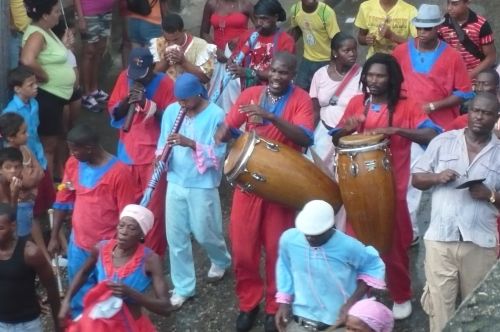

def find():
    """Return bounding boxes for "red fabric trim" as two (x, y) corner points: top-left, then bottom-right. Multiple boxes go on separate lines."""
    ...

(101, 239), (146, 280)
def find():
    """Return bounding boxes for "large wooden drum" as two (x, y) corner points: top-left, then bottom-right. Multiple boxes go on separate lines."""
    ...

(336, 134), (395, 253)
(224, 131), (342, 211)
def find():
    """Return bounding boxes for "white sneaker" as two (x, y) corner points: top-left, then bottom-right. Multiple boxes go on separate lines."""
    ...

(207, 263), (226, 281)
(51, 256), (68, 267)
(393, 300), (412, 320)
(170, 292), (188, 308)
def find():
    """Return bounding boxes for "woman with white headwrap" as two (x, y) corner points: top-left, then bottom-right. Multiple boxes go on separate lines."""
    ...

(58, 204), (171, 331)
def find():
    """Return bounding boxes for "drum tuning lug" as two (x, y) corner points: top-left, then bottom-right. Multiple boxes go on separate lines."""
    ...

(350, 163), (359, 177)
(260, 137), (280, 152)
(240, 183), (254, 192)
(382, 158), (391, 170)
(251, 172), (266, 182)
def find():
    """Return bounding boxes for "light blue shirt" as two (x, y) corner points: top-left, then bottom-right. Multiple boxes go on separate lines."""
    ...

(276, 229), (385, 325)
(3, 95), (48, 170)
(157, 102), (226, 189)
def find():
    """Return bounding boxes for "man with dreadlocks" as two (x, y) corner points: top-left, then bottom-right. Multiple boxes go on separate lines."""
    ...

(331, 53), (441, 320)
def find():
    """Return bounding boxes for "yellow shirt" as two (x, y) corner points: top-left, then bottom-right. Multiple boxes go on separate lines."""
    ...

(290, 2), (340, 62)
(355, 0), (417, 58)
(10, 0), (31, 32)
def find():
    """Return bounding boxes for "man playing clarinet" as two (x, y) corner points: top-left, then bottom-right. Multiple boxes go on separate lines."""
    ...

(108, 48), (175, 256)
(156, 73), (231, 309)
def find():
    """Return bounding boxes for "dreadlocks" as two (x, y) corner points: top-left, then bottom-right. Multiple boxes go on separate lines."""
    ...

(360, 53), (404, 125)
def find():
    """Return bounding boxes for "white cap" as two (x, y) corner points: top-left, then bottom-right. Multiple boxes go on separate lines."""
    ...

(295, 200), (335, 236)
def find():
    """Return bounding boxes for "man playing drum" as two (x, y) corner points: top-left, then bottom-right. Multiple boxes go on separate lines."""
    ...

(216, 52), (314, 332)
(331, 53), (441, 320)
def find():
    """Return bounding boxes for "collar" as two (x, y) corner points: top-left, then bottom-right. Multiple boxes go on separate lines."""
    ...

(12, 95), (34, 110)
(444, 9), (478, 27)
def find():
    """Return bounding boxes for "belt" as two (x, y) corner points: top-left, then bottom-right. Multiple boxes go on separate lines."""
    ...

(293, 315), (330, 331)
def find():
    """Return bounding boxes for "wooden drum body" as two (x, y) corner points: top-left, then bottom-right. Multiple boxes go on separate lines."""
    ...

(336, 134), (395, 253)
(224, 131), (342, 211)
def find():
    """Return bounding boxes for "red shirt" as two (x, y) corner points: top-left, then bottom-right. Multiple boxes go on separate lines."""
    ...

(393, 40), (472, 127)
(55, 157), (140, 250)
(233, 29), (295, 73)
(438, 11), (494, 71)
(108, 71), (175, 165)
(225, 85), (313, 151)
(338, 96), (429, 198)
(444, 114), (468, 131)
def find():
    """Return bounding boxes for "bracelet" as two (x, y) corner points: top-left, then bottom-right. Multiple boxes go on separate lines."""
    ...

(429, 103), (436, 112)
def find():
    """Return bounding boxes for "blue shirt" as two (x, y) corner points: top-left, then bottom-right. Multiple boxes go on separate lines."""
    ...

(276, 229), (386, 325)
(157, 102), (227, 189)
(3, 95), (48, 169)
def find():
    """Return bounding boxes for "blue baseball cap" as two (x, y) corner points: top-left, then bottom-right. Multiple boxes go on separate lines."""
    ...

(127, 48), (154, 80)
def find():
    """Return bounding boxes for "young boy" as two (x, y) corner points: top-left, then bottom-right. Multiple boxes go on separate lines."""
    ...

(3, 65), (57, 261)
(0, 203), (61, 331)
(0, 148), (24, 211)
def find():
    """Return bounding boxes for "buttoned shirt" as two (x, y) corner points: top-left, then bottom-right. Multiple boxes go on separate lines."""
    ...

(413, 129), (500, 248)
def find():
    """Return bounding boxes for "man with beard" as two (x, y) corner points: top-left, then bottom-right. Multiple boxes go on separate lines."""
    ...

(412, 92), (500, 332)
(331, 53), (441, 320)
(227, 0), (295, 90)
(216, 52), (314, 332)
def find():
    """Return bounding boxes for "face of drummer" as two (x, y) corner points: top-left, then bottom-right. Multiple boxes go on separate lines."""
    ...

(365, 63), (389, 97)
(116, 217), (143, 249)
(268, 57), (296, 96)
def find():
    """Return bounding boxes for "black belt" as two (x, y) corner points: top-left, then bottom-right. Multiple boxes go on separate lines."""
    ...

(293, 315), (330, 331)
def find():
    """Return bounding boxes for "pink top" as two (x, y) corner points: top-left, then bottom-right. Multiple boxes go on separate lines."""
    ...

(80, 0), (114, 16)
(210, 11), (249, 49)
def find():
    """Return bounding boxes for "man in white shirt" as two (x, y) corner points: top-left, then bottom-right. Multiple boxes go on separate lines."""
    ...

(412, 92), (500, 332)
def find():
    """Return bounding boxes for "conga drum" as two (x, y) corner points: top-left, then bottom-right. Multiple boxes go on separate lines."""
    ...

(224, 131), (342, 211)
(336, 134), (395, 253)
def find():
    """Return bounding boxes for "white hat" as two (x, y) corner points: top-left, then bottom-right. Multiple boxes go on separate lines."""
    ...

(295, 200), (335, 236)
(119, 204), (154, 236)
(412, 4), (445, 28)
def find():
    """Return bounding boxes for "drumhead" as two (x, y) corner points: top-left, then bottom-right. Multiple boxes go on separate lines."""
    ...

(339, 134), (385, 147)
(224, 131), (258, 181)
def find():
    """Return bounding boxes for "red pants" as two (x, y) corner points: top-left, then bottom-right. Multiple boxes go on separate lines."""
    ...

(230, 190), (295, 314)
(347, 196), (412, 303)
(130, 164), (167, 257)
(34, 169), (56, 217)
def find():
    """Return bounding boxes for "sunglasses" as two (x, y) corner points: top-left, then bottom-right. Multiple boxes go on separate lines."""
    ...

(416, 27), (434, 31)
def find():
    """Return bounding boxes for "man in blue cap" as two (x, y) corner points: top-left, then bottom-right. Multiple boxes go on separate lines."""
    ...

(156, 73), (232, 309)
(108, 47), (176, 256)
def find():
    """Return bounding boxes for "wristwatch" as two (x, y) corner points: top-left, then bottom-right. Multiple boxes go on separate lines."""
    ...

(490, 191), (496, 204)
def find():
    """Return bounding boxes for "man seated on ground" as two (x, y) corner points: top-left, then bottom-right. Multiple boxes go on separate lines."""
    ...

(275, 200), (386, 331)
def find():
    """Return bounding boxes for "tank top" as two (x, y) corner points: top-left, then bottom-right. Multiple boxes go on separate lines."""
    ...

(210, 11), (249, 49)
(96, 240), (152, 300)
(22, 25), (76, 100)
(0, 236), (40, 323)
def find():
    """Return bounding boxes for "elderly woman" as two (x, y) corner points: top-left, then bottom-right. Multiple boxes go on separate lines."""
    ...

(21, 0), (76, 177)
(59, 204), (171, 331)
(345, 298), (394, 332)
(308, 32), (360, 171)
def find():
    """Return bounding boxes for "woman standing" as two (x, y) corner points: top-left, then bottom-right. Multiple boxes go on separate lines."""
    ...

(21, 0), (76, 177)
(59, 204), (171, 330)
(309, 32), (361, 170)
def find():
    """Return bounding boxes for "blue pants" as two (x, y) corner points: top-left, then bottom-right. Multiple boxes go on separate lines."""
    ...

(0, 317), (42, 332)
(9, 31), (22, 70)
(68, 234), (97, 318)
(16, 201), (34, 237)
(166, 183), (231, 297)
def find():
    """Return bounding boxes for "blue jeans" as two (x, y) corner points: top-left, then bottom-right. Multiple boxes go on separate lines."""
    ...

(0, 317), (42, 332)
(16, 201), (34, 237)
(166, 183), (231, 297)
(127, 18), (162, 46)
(68, 234), (97, 318)
(9, 31), (22, 69)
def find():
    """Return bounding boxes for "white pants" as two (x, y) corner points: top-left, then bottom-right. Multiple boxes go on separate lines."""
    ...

(407, 143), (425, 239)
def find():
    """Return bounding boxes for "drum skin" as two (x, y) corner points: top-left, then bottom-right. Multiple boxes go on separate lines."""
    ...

(337, 134), (395, 253)
(224, 132), (343, 211)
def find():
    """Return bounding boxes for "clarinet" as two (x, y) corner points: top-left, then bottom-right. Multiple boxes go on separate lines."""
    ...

(140, 107), (187, 206)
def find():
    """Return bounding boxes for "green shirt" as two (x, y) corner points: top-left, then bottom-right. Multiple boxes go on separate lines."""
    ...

(23, 25), (75, 100)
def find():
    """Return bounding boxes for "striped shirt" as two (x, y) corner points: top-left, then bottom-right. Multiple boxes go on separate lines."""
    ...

(438, 11), (494, 71)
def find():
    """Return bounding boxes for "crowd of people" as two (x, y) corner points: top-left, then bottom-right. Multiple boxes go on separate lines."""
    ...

(2, 0), (499, 331)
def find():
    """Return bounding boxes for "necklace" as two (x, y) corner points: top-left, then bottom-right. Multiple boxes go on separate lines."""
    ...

(266, 87), (285, 104)
(331, 63), (347, 78)
(416, 39), (440, 63)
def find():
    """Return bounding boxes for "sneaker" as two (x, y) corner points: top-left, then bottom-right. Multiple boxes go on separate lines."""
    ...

(170, 292), (189, 309)
(393, 300), (412, 320)
(51, 256), (68, 268)
(82, 95), (101, 112)
(207, 263), (226, 281)
(411, 236), (420, 247)
(91, 89), (109, 103)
